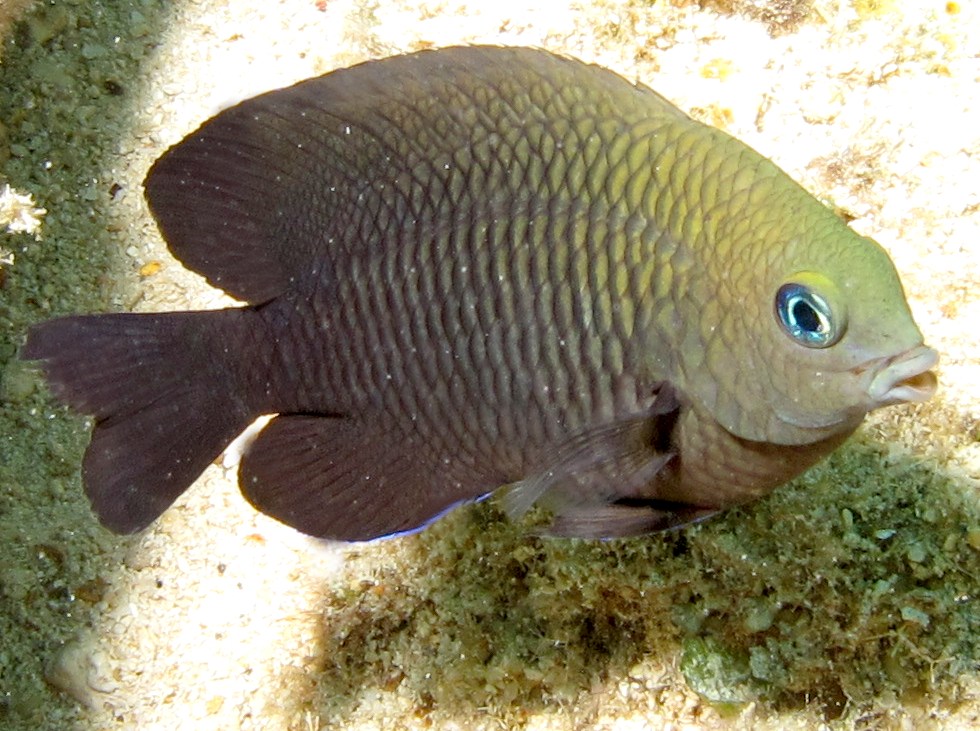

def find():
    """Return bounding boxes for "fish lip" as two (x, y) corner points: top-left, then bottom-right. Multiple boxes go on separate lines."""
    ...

(859, 344), (939, 408)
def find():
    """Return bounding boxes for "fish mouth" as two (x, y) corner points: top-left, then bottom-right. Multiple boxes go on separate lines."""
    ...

(860, 344), (939, 408)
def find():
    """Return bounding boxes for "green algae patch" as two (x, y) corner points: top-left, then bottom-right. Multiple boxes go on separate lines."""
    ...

(311, 433), (979, 727)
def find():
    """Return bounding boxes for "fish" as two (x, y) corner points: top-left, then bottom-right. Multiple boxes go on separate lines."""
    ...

(21, 46), (938, 541)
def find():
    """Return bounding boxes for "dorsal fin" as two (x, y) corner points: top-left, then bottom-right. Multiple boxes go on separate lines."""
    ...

(144, 46), (685, 303)
(144, 95), (326, 302)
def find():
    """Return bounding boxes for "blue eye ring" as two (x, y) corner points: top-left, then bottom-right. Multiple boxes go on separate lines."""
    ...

(775, 281), (841, 348)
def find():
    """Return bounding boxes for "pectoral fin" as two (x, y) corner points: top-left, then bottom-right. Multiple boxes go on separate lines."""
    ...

(500, 384), (708, 538)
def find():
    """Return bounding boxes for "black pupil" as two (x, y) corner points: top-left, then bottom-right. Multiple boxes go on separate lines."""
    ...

(792, 299), (822, 333)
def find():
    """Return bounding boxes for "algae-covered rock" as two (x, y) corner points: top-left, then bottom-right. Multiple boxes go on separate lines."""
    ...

(680, 635), (761, 704)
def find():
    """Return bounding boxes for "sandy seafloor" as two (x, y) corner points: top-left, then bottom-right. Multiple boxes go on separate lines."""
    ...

(0, 0), (978, 729)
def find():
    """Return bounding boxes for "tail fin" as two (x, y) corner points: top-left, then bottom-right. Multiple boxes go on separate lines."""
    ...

(21, 309), (254, 533)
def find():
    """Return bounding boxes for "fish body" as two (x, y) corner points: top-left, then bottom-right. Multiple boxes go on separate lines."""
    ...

(22, 47), (937, 540)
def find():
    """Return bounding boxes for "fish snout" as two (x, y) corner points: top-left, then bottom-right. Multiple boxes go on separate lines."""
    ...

(863, 344), (939, 408)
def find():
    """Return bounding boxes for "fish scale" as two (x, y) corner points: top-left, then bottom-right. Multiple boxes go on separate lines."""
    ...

(322, 94), (640, 480)
(22, 46), (936, 540)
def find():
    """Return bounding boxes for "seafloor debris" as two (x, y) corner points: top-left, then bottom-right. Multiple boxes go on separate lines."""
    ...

(0, 183), (46, 240)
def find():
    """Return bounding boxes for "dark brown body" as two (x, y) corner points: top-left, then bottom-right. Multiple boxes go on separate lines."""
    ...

(23, 47), (931, 541)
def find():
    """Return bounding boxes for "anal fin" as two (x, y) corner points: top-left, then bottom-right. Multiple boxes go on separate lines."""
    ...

(238, 414), (486, 541)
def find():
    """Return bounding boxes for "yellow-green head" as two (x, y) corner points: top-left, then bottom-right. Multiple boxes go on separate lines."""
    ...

(630, 118), (937, 452)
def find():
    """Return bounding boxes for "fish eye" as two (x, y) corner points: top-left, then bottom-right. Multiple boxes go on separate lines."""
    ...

(775, 281), (841, 348)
